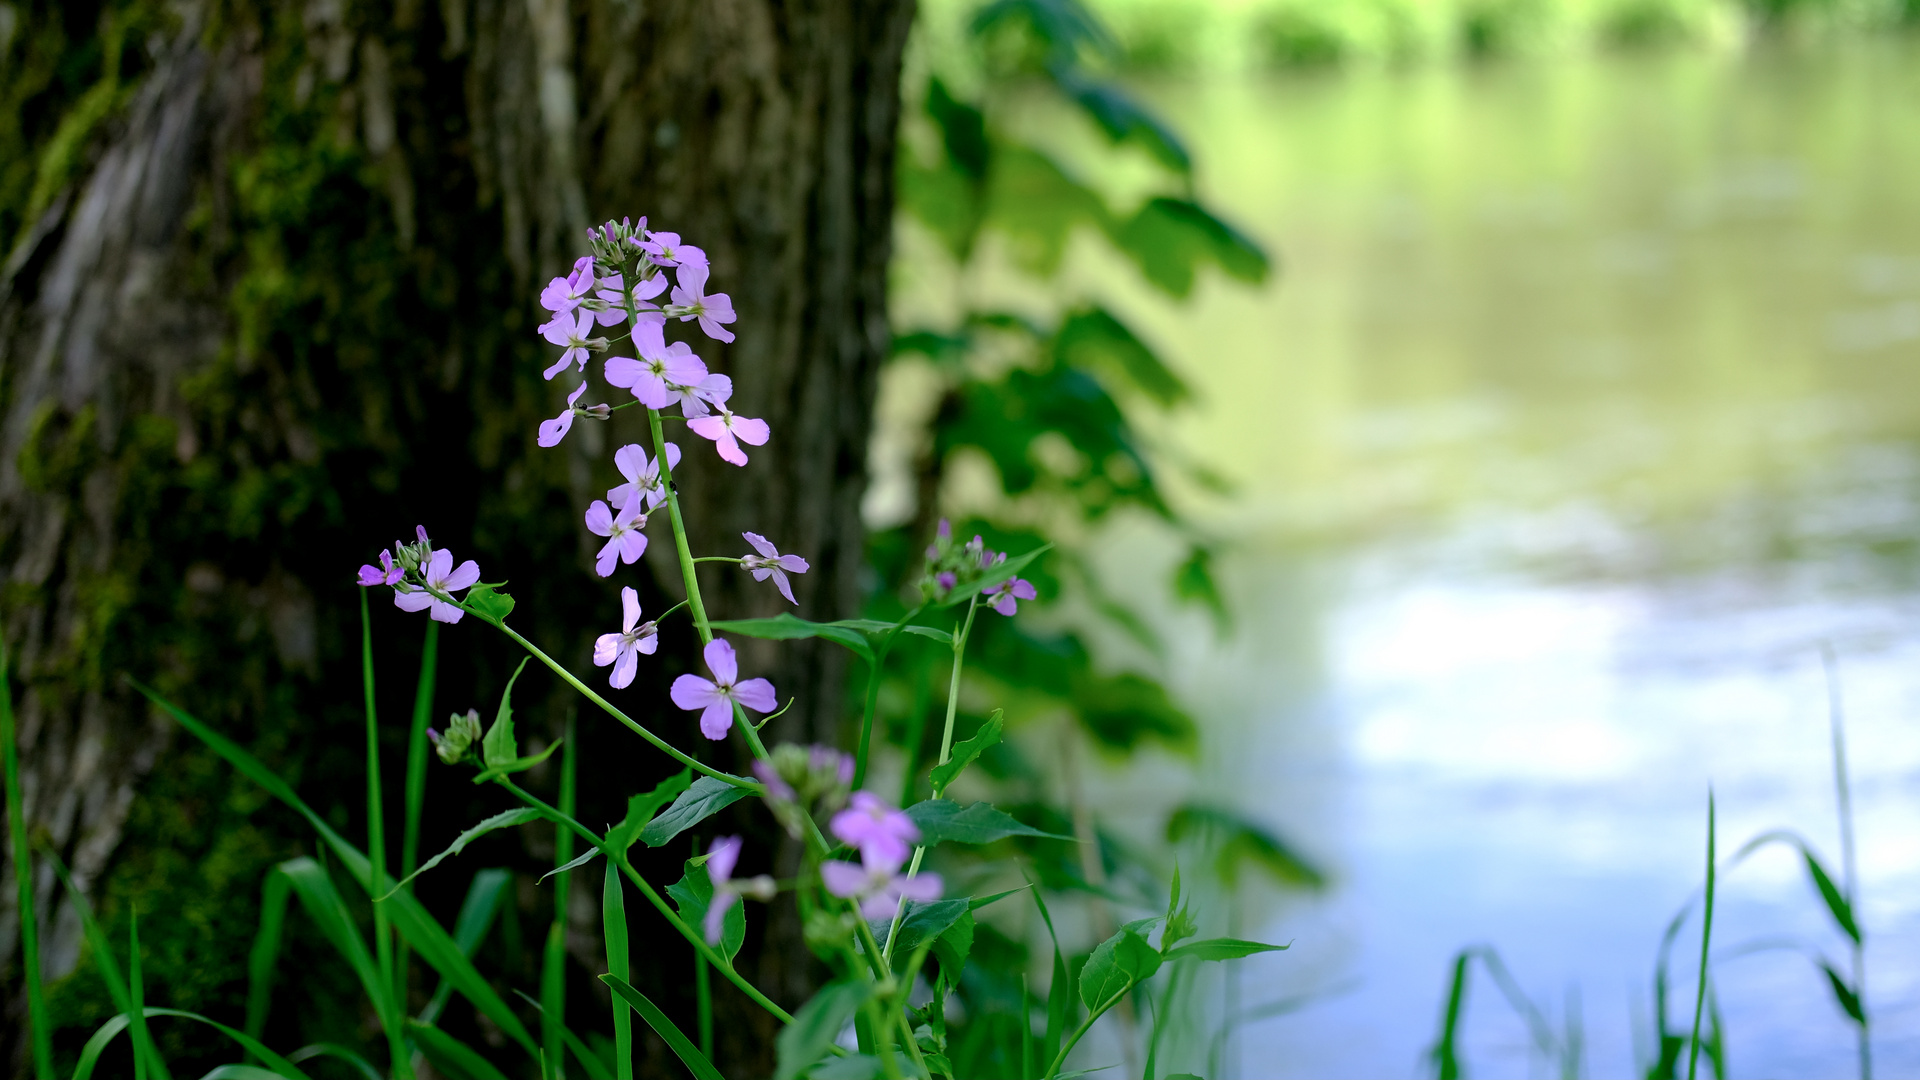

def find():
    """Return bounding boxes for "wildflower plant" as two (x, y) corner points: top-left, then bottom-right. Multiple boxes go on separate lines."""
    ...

(17, 215), (1284, 1080)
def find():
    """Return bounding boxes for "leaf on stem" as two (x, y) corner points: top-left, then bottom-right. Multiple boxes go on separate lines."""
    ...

(640, 775), (754, 848)
(1161, 937), (1288, 963)
(929, 710), (1003, 795)
(937, 545), (1053, 609)
(906, 799), (1073, 847)
(464, 582), (516, 623)
(1079, 928), (1161, 1011)
(667, 858), (746, 964)
(482, 658), (530, 768)
(1817, 959), (1865, 1024)
(711, 614), (874, 663)
(381, 809), (543, 898)
(610, 769), (693, 851)
(775, 980), (871, 1080)
(601, 975), (726, 1080)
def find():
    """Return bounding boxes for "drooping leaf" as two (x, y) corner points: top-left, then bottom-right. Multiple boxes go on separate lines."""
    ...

(932, 910), (977, 983)
(72, 1010), (314, 1080)
(667, 858), (747, 965)
(471, 738), (562, 784)
(482, 658), (531, 768)
(407, 1022), (511, 1080)
(775, 979), (871, 1080)
(287, 1042), (382, 1080)
(381, 808), (542, 898)
(539, 846), (602, 883)
(1055, 72), (1190, 173)
(929, 710), (1003, 794)
(1818, 960), (1865, 1024)
(828, 619), (954, 646)
(464, 582), (516, 623)
(1074, 672), (1197, 755)
(602, 975), (725, 1080)
(640, 775), (754, 848)
(906, 799), (1074, 846)
(1166, 804), (1325, 888)
(1162, 937), (1289, 963)
(1053, 308), (1188, 407)
(1112, 197), (1270, 298)
(1079, 928), (1162, 1010)
(984, 147), (1111, 275)
(1802, 851), (1860, 945)
(927, 77), (988, 181)
(1173, 544), (1230, 630)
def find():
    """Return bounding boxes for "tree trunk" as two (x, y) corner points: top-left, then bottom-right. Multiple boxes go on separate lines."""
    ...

(0, 0), (910, 1072)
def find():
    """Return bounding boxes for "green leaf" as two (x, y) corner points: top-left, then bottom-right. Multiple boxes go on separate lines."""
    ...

(245, 869), (292, 1044)
(1166, 804), (1325, 888)
(1162, 864), (1197, 949)
(539, 846), (602, 883)
(73, 1009), (315, 1080)
(407, 1022), (511, 1080)
(711, 613), (874, 663)
(1056, 73), (1190, 173)
(1802, 851), (1860, 945)
(640, 775), (754, 847)
(929, 710), (1003, 795)
(667, 858), (746, 965)
(603, 867), (633, 1080)
(1075, 673), (1196, 755)
(128, 910), (173, 1080)
(1030, 878), (1073, 1067)
(828, 619), (955, 646)
(938, 545), (1053, 609)
(873, 898), (971, 957)
(1818, 960), (1865, 1024)
(198, 1066), (289, 1080)
(812, 1054), (885, 1079)
(1111, 197), (1270, 298)
(1162, 937), (1289, 963)
(380, 808), (542, 898)
(286, 1043), (382, 1080)
(926, 76), (989, 180)
(464, 582), (516, 623)
(1053, 307), (1188, 407)
(932, 910), (976, 983)
(277, 858), (396, 1024)
(418, 867), (511, 1026)
(984, 147), (1111, 275)
(611, 770), (693, 850)
(906, 799), (1074, 846)
(482, 658), (530, 768)
(470, 738), (562, 783)
(776, 980), (871, 1080)
(601, 975), (727, 1080)
(1173, 545), (1230, 631)
(1080, 928), (1162, 1010)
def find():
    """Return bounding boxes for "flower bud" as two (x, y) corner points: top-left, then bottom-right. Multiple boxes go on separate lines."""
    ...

(739, 875), (778, 902)
(434, 708), (483, 765)
(581, 403), (611, 420)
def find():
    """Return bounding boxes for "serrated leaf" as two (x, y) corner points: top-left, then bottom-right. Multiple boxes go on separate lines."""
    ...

(906, 799), (1074, 846)
(930, 710), (1003, 795)
(380, 809), (542, 898)
(609, 769), (692, 851)
(1162, 937), (1289, 963)
(464, 582), (515, 623)
(933, 910), (976, 983)
(640, 775), (753, 847)
(775, 980), (870, 1080)
(667, 859), (746, 964)
(470, 738), (562, 783)
(1079, 929), (1161, 1010)
(482, 658), (530, 768)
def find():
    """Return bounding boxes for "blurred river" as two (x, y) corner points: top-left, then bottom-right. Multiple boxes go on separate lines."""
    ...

(1032, 40), (1920, 1079)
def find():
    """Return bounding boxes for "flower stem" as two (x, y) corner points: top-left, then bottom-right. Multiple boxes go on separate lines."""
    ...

(1045, 986), (1129, 1079)
(853, 605), (925, 792)
(648, 406), (713, 644)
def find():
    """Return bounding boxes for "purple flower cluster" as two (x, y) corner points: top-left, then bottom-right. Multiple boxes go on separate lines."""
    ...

(823, 792), (942, 919)
(355, 527), (484, 624)
(920, 519), (1038, 616)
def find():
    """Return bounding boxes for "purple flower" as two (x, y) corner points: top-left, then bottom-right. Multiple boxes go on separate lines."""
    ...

(607, 442), (681, 512)
(673, 372), (734, 419)
(741, 532), (809, 605)
(394, 549), (481, 623)
(604, 321), (708, 410)
(356, 549), (402, 587)
(639, 231), (693, 267)
(539, 310), (597, 381)
(593, 586), (658, 689)
(538, 381), (589, 448)
(670, 639), (777, 740)
(539, 257), (596, 316)
(585, 494), (649, 577)
(820, 858), (944, 921)
(984, 576), (1037, 616)
(687, 405), (769, 467)
(829, 792), (920, 868)
(700, 835), (776, 944)
(670, 262), (737, 343)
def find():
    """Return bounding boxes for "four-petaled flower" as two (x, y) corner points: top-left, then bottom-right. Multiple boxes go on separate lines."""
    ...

(984, 575), (1037, 616)
(740, 532), (809, 605)
(701, 835), (776, 944)
(830, 791), (920, 868)
(394, 549), (481, 623)
(593, 586), (658, 689)
(820, 858), (943, 921)
(539, 381), (589, 448)
(607, 442), (681, 512)
(585, 494), (649, 577)
(670, 262), (736, 343)
(670, 639), (777, 740)
(539, 310), (598, 381)
(604, 321), (707, 409)
(539, 257), (595, 317)
(673, 372), (734, 419)
(356, 549), (402, 587)
(687, 404), (769, 467)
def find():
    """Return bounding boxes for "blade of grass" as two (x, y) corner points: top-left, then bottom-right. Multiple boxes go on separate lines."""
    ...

(408, 1021), (512, 1080)
(128, 909), (173, 1080)
(601, 974), (726, 1080)
(1822, 644), (1871, 1080)
(2, 641), (52, 1078)
(1028, 873), (1073, 1069)
(512, 988), (615, 1080)
(72, 1009), (313, 1080)
(400, 619), (439, 1007)
(419, 868), (510, 1026)
(245, 868), (293, 1053)
(604, 862), (633, 1080)
(1687, 790), (1716, 1080)
(45, 844), (130, 1012)
(360, 593), (411, 1079)
(1431, 951), (1470, 1080)
(289, 1042), (383, 1080)
(545, 717), (578, 1080)
(279, 858), (396, 1022)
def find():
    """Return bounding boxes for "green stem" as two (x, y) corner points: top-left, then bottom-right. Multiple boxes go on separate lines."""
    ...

(647, 407), (712, 644)
(399, 619), (438, 1008)
(495, 779), (795, 1024)
(853, 606), (924, 792)
(1046, 989), (1125, 1080)
(883, 598), (976, 963)
(691, 557), (742, 564)
(2, 642), (52, 1079)
(695, 937), (714, 1060)
(360, 593), (412, 1079)
(543, 719), (577, 1080)
(1687, 790), (1716, 1080)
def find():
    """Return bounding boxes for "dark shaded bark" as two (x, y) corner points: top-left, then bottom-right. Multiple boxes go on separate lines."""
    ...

(0, 0), (911, 1073)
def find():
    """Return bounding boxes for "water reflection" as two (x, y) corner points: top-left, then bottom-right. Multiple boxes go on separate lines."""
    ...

(1066, 43), (1920, 1078)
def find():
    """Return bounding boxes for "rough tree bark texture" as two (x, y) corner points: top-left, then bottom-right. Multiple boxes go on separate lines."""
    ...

(0, 0), (911, 1072)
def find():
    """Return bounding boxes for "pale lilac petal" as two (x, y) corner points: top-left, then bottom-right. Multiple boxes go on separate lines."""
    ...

(703, 639), (739, 685)
(585, 500), (614, 537)
(661, 345), (708, 386)
(819, 861), (868, 899)
(537, 409), (573, 447)
(604, 356), (646, 388)
(429, 599), (466, 624)
(593, 303), (627, 328)
(730, 416), (769, 446)
(664, 442), (682, 469)
(394, 589), (434, 612)
(637, 633), (658, 655)
(749, 567), (773, 583)
(703, 893), (737, 945)
(769, 570), (796, 606)
(594, 633), (623, 667)
(610, 645), (638, 689)
(633, 372), (670, 410)
(897, 873), (944, 903)
(425, 550), (453, 584)
(632, 319), (668, 359)
(620, 586), (641, 632)
(634, 273), (668, 300)
(542, 354), (572, 381)
(677, 244), (709, 269)
(708, 836), (742, 884)
(1011, 579), (1038, 600)
(616, 530), (647, 564)
(541, 319), (574, 347)
(675, 261), (708, 295)
(699, 700), (733, 740)
(775, 554), (809, 573)
(742, 532), (779, 559)
(357, 564), (386, 587)
(613, 444), (648, 484)
(733, 677), (777, 714)
(858, 894), (898, 921)
(687, 416), (726, 443)
(441, 560), (479, 593)
(671, 674), (724, 712)
(595, 538), (620, 578)
(991, 592), (1017, 616)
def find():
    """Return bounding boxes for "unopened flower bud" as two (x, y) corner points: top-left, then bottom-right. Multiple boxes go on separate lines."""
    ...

(581, 403), (611, 420)
(434, 708), (483, 765)
(739, 875), (778, 902)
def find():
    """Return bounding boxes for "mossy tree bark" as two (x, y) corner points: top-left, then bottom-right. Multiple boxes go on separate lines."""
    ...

(0, 0), (911, 1073)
